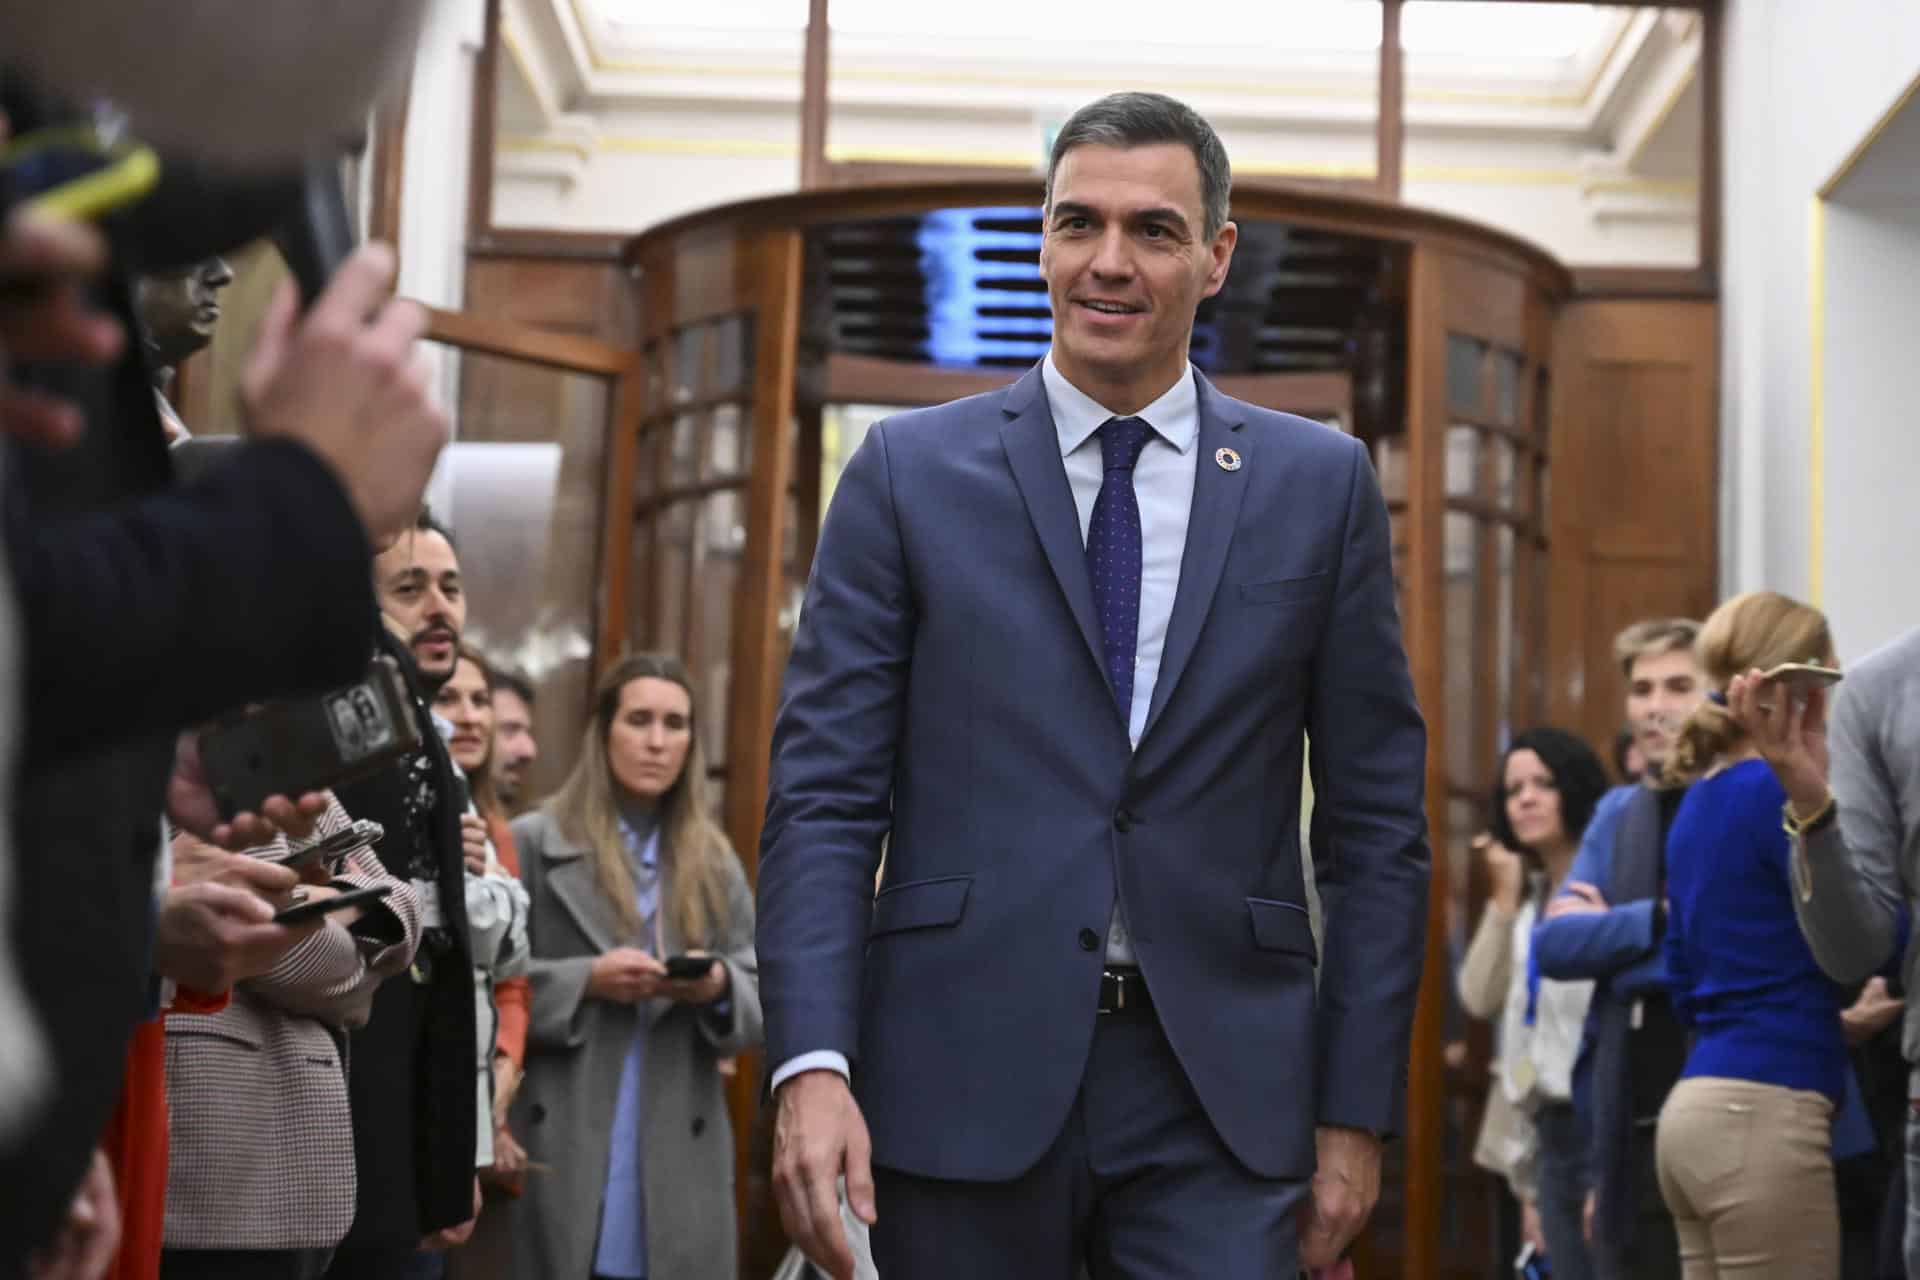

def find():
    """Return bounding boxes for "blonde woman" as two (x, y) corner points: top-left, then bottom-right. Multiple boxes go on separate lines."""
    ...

(1655, 591), (1847, 1279)
(503, 654), (761, 1280)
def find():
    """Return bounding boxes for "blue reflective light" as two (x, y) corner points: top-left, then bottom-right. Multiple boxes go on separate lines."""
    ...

(915, 207), (1050, 365)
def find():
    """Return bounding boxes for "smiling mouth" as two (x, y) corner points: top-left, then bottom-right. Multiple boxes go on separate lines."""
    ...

(1076, 299), (1143, 316)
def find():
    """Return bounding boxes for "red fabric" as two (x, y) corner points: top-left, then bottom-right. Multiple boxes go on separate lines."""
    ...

(97, 1020), (167, 1280)
(98, 992), (228, 1279)
(488, 815), (529, 1069)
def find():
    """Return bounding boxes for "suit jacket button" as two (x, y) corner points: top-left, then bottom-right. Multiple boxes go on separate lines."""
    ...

(692, 1116), (707, 1138)
(1113, 809), (1134, 833)
(1078, 928), (1100, 952)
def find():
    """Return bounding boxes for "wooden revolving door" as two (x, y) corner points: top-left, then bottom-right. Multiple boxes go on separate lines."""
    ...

(608, 180), (1570, 1280)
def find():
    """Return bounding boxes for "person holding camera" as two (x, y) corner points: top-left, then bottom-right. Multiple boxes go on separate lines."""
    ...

(504, 653), (762, 1280)
(323, 514), (481, 1279)
(159, 804), (420, 1280)
(0, 95), (450, 1280)
(1457, 728), (1611, 1280)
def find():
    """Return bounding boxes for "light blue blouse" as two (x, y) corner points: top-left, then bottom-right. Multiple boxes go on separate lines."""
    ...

(592, 816), (661, 1279)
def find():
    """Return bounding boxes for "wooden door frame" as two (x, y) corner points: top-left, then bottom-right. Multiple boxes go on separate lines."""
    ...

(422, 306), (647, 685)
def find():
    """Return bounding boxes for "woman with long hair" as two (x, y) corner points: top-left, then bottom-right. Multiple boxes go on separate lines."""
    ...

(504, 653), (761, 1280)
(1655, 591), (1847, 1278)
(431, 646), (534, 1268)
(1457, 727), (1611, 1280)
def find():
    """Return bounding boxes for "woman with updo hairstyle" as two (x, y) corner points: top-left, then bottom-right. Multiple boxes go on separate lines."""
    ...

(501, 653), (761, 1280)
(1654, 591), (1848, 1278)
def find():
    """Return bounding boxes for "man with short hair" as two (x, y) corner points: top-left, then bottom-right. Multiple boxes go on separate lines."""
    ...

(1533, 618), (1704, 1280)
(488, 669), (537, 812)
(759, 91), (1428, 1279)
(323, 511), (479, 1278)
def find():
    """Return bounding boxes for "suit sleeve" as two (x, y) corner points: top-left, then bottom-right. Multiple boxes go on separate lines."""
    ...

(10, 438), (375, 768)
(756, 421), (914, 1074)
(1792, 679), (1907, 985)
(1306, 437), (1432, 1138)
(1532, 788), (1662, 981)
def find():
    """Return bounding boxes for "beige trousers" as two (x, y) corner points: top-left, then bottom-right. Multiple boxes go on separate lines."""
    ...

(1653, 1076), (1837, 1280)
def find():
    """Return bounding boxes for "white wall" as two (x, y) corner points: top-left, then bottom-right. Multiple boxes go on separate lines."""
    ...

(1718, 0), (1920, 617)
(1815, 204), (1920, 661)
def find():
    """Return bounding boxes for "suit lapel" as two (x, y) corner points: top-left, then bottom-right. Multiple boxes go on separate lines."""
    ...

(1141, 375), (1250, 743)
(999, 364), (1110, 690)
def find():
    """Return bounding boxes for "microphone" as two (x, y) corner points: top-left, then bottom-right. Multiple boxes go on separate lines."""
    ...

(272, 151), (356, 310)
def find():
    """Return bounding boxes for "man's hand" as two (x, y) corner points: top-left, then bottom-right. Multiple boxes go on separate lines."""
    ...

(26, 1148), (119, 1280)
(0, 207), (122, 450)
(773, 1070), (876, 1280)
(1729, 668), (1833, 822)
(153, 880), (319, 991)
(421, 1177), (482, 1251)
(1544, 881), (1609, 920)
(1583, 1189), (1596, 1244)
(461, 812), (490, 875)
(587, 947), (666, 1004)
(166, 731), (327, 849)
(240, 242), (450, 542)
(1298, 1125), (1381, 1271)
(1842, 976), (1904, 1047)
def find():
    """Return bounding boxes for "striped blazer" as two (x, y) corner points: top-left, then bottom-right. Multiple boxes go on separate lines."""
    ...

(163, 800), (422, 1251)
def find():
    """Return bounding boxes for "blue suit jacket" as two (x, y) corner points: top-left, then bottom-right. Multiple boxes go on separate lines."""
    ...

(756, 364), (1430, 1183)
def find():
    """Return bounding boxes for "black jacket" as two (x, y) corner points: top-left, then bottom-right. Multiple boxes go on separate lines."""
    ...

(332, 631), (478, 1243)
(0, 78), (376, 1267)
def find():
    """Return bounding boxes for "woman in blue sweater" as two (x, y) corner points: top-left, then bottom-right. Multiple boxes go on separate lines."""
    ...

(1655, 591), (1844, 1279)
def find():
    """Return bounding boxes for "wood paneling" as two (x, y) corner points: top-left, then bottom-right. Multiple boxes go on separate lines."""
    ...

(461, 257), (640, 348)
(1546, 299), (1718, 758)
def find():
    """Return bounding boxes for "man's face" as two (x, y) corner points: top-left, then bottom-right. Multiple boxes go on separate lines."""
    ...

(1624, 647), (1705, 770)
(492, 687), (537, 805)
(1039, 142), (1236, 409)
(373, 529), (466, 683)
(136, 257), (234, 367)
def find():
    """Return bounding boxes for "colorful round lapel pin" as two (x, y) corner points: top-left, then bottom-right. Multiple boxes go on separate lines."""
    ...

(1215, 446), (1243, 473)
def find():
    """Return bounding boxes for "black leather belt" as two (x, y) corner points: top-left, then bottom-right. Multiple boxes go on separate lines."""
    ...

(1098, 967), (1152, 1015)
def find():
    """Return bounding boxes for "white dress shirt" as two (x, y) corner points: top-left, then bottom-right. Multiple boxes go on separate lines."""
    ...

(770, 353), (1201, 1093)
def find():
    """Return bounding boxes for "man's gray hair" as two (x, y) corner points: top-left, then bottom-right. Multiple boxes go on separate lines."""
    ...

(1044, 91), (1233, 239)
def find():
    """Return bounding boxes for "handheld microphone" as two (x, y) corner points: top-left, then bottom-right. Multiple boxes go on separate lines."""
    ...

(271, 151), (355, 310)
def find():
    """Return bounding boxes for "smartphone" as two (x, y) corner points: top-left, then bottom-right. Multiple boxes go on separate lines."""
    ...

(1513, 1242), (1551, 1280)
(664, 955), (716, 981)
(265, 819), (385, 873)
(273, 882), (392, 926)
(1759, 661), (1844, 694)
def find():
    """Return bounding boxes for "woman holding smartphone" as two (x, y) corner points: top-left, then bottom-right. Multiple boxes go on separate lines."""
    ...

(503, 653), (761, 1280)
(1655, 591), (1848, 1278)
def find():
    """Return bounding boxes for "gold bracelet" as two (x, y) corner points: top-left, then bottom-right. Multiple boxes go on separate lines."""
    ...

(1782, 791), (1836, 837)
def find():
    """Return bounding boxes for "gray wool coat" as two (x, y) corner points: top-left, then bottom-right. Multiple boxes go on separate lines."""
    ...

(497, 808), (762, 1280)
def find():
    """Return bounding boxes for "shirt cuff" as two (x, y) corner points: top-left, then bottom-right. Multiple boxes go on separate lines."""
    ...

(771, 1051), (851, 1094)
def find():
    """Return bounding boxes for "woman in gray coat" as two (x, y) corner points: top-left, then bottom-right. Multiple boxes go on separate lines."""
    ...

(502, 652), (761, 1280)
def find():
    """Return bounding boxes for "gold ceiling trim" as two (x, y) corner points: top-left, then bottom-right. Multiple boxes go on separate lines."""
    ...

(497, 132), (1699, 195)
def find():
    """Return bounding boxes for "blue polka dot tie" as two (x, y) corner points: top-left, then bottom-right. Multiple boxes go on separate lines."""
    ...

(1086, 416), (1154, 717)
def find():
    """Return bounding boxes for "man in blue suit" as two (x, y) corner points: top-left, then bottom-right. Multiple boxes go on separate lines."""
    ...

(756, 91), (1430, 1280)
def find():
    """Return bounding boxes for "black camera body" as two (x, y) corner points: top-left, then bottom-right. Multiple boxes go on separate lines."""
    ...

(198, 654), (422, 819)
